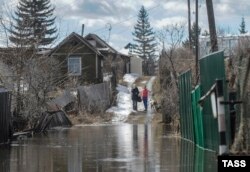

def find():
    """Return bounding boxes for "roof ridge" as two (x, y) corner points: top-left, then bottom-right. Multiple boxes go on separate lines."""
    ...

(49, 32), (102, 56)
(85, 33), (117, 53)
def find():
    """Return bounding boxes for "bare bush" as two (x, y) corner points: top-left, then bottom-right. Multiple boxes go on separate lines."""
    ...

(156, 23), (195, 125)
(159, 47), (194, 124)
(230, 36), (250, 153)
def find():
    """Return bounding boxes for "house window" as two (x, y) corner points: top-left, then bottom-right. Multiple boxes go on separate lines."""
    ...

(68, 57), (81, 75)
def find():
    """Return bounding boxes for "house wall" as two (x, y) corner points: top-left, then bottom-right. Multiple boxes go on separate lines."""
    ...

(115, 54), (126, 80)
(102, 53), (125, 81)
(121, 55), (130, 74)
(130, 55), (143, 76)
(52, 37), (103, 86)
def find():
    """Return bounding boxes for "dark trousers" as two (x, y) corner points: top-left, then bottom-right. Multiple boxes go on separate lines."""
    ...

(132, 99), (137, 110)
(143, 97), (147, 111)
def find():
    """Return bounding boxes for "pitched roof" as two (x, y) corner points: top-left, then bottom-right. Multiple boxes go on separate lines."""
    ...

(85, 33), (130, 59)
(49, 32), (102, 56)
(85, 33), (117, 54)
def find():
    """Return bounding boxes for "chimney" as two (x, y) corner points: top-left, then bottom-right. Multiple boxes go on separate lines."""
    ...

(81, 24), (85, 36)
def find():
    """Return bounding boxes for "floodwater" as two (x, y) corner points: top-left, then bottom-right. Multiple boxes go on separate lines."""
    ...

(0, 123), (217, 172)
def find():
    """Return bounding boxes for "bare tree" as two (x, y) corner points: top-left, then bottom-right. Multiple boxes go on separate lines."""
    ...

(0, 2), (63, 130)
(156, 23), (195, 125)
(157, 23), (186, 87)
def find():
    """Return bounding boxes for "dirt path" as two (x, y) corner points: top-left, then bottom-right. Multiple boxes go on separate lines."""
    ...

(69, 75), (162, 125)
(125, 76), (162, 125)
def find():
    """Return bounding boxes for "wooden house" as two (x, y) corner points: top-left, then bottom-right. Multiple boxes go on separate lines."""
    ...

(84, 33), (130, 82)
(49, 32), (104, 86)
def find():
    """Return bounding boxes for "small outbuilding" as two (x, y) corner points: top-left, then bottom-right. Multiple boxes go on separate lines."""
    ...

(130, 55), (143, 76)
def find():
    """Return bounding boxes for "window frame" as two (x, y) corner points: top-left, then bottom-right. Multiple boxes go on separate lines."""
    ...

(68, 56), (82, 76)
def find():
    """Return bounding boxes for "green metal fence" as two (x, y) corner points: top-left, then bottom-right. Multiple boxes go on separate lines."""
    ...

(179, 70), (194, 141)
(179, 51), (231, 153)
(191, 85), (204, 147)
(199, 51), (230, 151)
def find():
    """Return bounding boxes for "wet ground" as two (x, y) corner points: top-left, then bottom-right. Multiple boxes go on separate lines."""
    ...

(0, 123), (217, 172)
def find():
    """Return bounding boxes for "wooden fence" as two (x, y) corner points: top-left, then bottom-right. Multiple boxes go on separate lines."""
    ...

(0, 88), (11, 144)
(78, 82), (111, 113)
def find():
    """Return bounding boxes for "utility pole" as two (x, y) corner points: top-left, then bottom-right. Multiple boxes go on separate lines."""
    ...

(81, 24), (85, 36)
(187, 0), (192, 50)
(206, 0), (218, 52)
(195, 0), (199, 82)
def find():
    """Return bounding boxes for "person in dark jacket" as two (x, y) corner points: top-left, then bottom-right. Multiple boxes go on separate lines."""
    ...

(131, 84), (139, 111)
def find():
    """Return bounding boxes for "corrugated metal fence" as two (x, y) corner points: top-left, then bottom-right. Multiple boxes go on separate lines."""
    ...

(0, 88), (11, 144)
(179, 70), (194, 141)
(191, 85), (204, 148)
(179, 51), (231, 152)
(199, 51), (230, 151)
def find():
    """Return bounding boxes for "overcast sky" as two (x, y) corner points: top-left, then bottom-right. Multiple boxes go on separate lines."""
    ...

(1, 0), (250, 54)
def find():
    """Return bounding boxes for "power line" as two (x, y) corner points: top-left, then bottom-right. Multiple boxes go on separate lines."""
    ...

(91, 3), (161, 34)
(1, 1), (163, 47)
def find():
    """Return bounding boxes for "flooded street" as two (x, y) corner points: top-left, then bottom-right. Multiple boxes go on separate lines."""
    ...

(0, 123), (217, 172)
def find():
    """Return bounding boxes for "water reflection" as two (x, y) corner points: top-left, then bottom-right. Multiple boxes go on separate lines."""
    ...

(179, 138), (217, 172)
(0, 146), (10, 172)
(0, 124), (217, 172)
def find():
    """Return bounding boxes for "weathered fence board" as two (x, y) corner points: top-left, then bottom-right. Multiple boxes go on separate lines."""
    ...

(34, 110), (72, 133)
(47, 90), (75, 111)
(78, 82), (111, 112)
(0, 88), (11, 144)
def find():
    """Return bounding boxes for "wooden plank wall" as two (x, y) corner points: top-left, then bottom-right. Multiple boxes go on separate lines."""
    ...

(0, 88), (11, 145)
